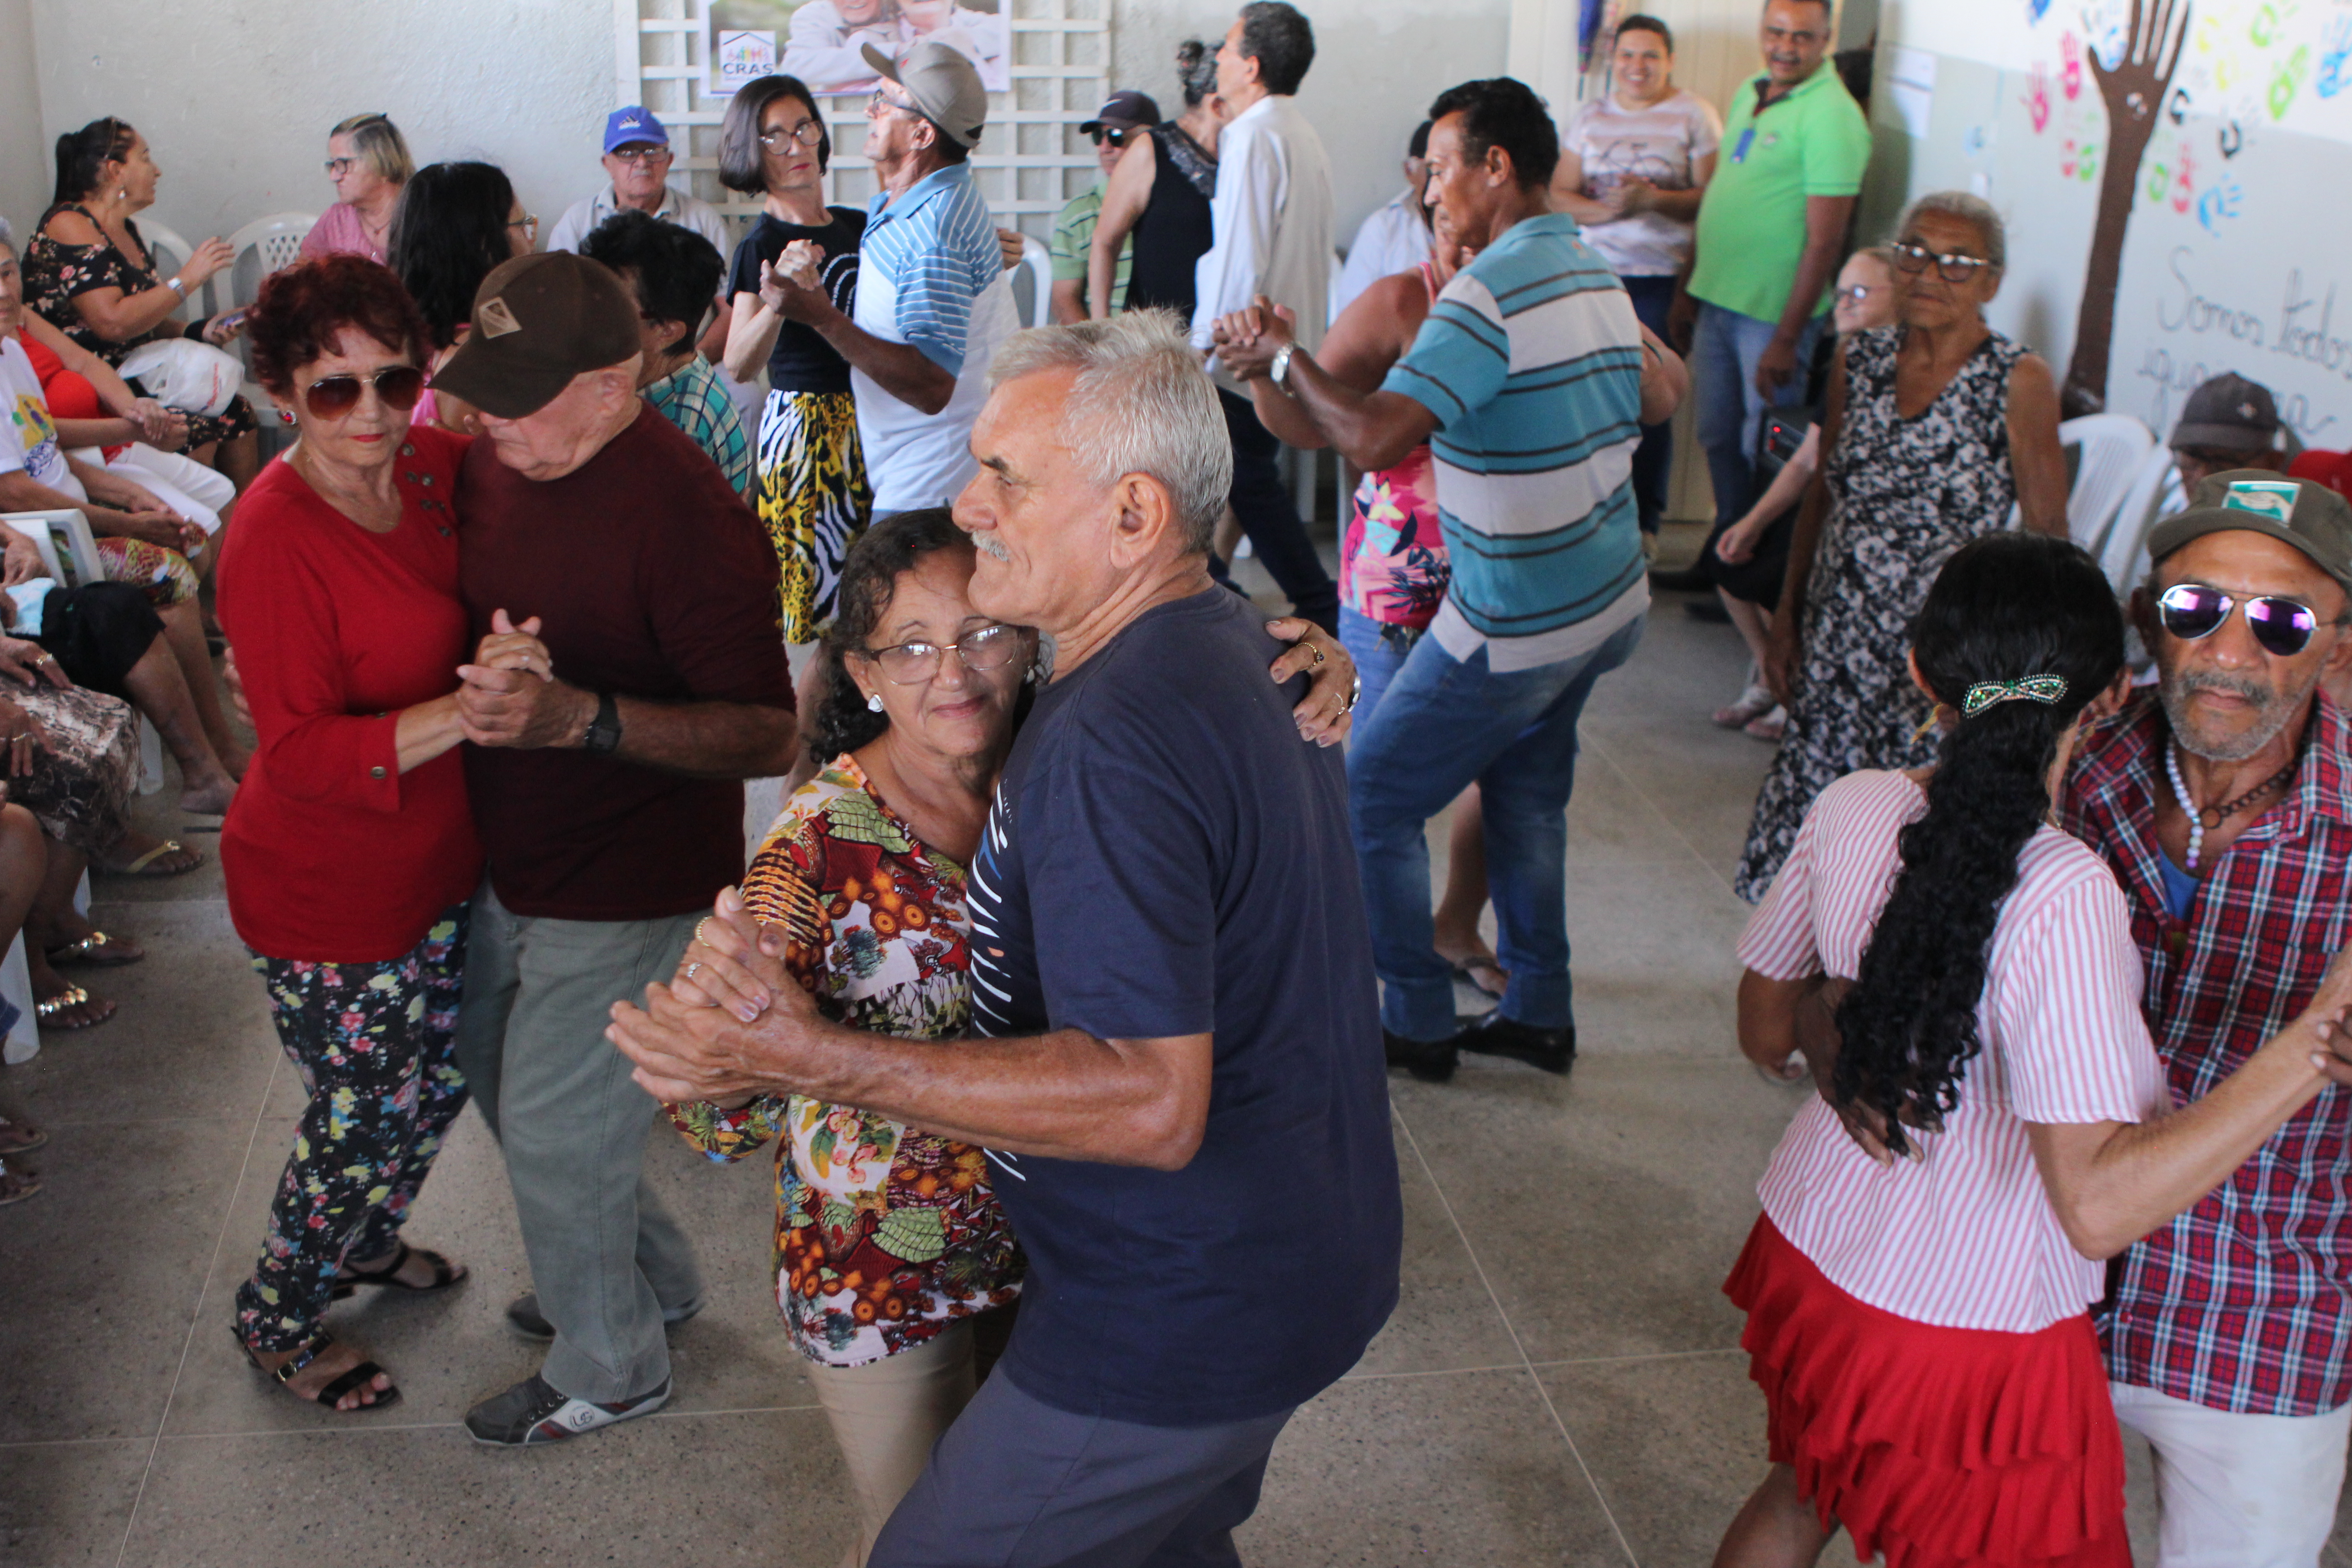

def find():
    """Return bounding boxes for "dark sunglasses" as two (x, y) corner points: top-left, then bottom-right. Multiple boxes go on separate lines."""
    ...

(1891, 240), (1990, 285)
(2156, 582), (2345, 657)
(303, 366), (425, 419)
(1088, 127), (1136, 149)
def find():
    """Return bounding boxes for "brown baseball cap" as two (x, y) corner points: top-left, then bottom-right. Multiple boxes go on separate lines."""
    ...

(2147, 470), (2352, 590)
(428, 252), (642, 420)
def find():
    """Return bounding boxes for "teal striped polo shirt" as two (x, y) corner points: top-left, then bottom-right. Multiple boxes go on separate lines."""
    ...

(1381, 212), (1648, 671)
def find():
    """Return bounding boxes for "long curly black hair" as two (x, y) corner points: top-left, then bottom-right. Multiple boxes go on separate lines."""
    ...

(809, 509), (1029, 767)
(1832, 532), (2125, 1153)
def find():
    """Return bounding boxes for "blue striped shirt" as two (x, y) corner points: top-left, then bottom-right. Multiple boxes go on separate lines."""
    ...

(1381, 213), (1648, 671)
(860, 162), (1000, 377)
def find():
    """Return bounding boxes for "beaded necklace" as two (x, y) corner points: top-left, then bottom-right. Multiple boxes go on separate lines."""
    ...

(2162, 742), (2297, 871)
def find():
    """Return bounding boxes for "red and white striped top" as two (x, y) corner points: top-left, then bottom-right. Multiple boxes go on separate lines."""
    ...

(1740, 769), (2167, 1333)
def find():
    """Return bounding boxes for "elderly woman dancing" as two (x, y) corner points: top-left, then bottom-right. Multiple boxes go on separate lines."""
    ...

(1720, 532), (2352, 1566)
(1736, 192), (2069, 901)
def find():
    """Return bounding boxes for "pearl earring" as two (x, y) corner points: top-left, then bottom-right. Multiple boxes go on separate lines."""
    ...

(866, 692), (885, 713)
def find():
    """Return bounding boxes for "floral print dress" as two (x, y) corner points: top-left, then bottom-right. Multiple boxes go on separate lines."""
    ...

(23, 205), (260, 451)
(669, 755), (1021, 1367)
(1735, 325), (2028, 902)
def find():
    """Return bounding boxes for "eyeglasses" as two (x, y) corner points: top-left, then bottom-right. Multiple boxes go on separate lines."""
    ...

(759, 122), (824, 151)
(1891, 240), (1992, 285)
(300, 366), (426, 419)
(508, 214), (540, 241)
(323, 157), (356, 177)
(609, 145), (671, 166)
(868, 88), (920, 118)
(1088, 127), (1136, 148)
(2156, 583), (2347, 657)
(858, 623), (1023, 684)
(1835, 283), (1884, 305)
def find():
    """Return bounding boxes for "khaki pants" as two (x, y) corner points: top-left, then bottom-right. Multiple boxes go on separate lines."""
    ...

(804, 1322), (980, 1568)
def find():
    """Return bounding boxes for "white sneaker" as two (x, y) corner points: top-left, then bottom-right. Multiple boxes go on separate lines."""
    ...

(1713, 684), (1775, 728)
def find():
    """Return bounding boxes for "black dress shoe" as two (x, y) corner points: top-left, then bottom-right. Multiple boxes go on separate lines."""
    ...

(1454, 1010), (1576, 1075)
(1683, 597), (1730, 623)
(1384, 1029), (1458, 1083)
(1647, 564), (1713, 593)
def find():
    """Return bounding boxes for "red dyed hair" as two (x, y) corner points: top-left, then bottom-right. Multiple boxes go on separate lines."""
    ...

(246, 255), (431, 397)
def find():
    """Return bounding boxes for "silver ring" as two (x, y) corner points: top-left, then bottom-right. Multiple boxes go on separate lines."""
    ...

(684, 962), (704, 982)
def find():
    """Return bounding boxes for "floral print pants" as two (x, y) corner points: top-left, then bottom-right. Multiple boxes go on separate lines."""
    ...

(234, 906), (470, 1353)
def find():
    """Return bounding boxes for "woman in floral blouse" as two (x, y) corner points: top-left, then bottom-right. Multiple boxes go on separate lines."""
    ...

(668, 508), (1029, 1567)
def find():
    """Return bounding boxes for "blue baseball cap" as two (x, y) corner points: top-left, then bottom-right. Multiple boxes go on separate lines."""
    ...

(603, 106), (670, 153)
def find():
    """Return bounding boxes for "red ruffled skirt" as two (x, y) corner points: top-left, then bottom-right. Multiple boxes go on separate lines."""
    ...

(1725, 1214), (2131, 1568)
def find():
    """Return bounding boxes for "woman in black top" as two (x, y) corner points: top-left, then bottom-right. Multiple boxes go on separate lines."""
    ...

(1088, 40), (1223, 323)
(720, 75), (871, 647)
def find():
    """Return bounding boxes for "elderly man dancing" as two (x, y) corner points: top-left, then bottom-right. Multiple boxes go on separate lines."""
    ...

(611, 309), (1401, 1566)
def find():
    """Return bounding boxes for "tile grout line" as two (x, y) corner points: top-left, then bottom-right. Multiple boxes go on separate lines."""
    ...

(1578, 727), (1743, 902)
(1391, 1106), (1643, 1568)
(112, 1042), (284, 1568)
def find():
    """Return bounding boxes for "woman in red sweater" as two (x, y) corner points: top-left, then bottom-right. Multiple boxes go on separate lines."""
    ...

(216, 256), (544, 1412)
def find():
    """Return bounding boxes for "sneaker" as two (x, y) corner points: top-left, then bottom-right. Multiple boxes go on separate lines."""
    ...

(505, 1292), (704, 1343)
(464, 1372), (671, 1447)
(1744, 706), (1787, 742)
(1713, 684), (1775, 728)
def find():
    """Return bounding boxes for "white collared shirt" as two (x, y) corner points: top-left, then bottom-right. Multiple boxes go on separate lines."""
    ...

(546, 183), (730, 257)
(1188, 93), (1334, 387)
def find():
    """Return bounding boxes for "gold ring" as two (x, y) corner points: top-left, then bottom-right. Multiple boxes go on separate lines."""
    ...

(694, 917), (714, 946)
(1308, 645), (1326, 667)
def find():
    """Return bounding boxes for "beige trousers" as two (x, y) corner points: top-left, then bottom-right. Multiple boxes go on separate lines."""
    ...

(803, 1322), (979, 1568)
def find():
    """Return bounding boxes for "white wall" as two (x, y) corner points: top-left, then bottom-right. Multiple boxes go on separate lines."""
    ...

(0, 0), (47, 232)
(13, 0), (618, 250)
(1111, 0), (1512, 246)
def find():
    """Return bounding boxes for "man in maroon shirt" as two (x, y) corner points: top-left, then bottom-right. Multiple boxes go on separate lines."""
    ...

(432, 253), (796, 1446)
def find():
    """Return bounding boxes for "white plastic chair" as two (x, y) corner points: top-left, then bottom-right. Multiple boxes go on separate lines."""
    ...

(224, 212), (315, 309)
(1, 510), (167, 794)
(1012, 234), (1053, 331)
(2060, 414), (2156, 558)
(136, 219), (201, 321)
(2099, 443), (2184, 593)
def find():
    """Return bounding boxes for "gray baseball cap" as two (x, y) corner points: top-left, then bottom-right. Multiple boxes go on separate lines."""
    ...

(862, 40), (988, 149)
(2147, 470), (2352, 590)
(2170, 372), (2281, 454)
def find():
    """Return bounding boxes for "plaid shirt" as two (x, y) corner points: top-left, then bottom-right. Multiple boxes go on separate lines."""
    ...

(2060, 691), (2352, 1416)
(644, 356), (751, 500)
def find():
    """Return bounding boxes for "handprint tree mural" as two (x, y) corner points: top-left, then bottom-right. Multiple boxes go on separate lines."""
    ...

(2063, 0), (2190, 415)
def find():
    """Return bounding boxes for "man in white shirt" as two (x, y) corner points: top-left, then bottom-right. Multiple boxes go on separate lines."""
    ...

(1189, 0), (1339, 634)
(545, 108), (730, 256)
(1332, 120), (1432, 318)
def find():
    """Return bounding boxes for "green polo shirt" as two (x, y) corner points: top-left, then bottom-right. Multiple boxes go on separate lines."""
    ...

(1049, 183), (1130, 313)
(1688, 66), (1872, 323)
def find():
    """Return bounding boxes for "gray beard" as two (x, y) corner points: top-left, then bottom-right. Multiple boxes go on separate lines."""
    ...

(972, 532), (1012, 563)
(2160, 666), (2317, 762)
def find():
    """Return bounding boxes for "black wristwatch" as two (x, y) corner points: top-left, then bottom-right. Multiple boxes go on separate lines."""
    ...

(583, 691), (622, 756)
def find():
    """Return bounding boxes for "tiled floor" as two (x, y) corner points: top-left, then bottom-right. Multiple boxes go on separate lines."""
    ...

(6, 551), (2352, 1565)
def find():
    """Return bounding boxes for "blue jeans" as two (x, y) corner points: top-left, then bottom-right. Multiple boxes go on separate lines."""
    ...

(1348, 616), (1645, 1042)
(1337, 606), (1420, 724)
(1622, 274), (1678, 534)
(1692, 301), (1825, 528)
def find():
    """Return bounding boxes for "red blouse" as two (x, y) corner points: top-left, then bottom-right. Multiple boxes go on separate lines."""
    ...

(217, 427), (483, 961)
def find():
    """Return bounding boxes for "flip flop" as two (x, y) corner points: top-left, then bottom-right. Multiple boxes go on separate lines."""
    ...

(34, 985), (113, 1030)
(104, 840), (204, 877)
(1450, 957), (1508, 1000)
(0, 1117), (47, 1156)
(45, 931), (144, 968)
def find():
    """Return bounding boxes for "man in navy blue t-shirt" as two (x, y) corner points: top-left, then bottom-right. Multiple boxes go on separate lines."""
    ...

(610, 309), (1399, 1563)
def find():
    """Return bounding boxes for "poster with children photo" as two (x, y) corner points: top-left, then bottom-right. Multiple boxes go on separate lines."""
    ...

(704, 0), (1007, 98)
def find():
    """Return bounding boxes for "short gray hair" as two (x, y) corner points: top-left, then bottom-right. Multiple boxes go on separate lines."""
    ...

(988, 309), (1232, 554)
(1897, 190), (2006, 270)
(0, 216), (14, 252)
(332, 113), (414, 186)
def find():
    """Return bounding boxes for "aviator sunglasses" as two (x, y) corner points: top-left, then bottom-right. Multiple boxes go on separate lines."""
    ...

(303, 366), (426, 418)
(2156, 583), (2346, 657)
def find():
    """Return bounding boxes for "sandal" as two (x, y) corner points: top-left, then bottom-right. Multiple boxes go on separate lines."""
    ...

(0, 1117), (46, 1156)
(45, 930), (144, 968)
(333, 1240), (466, 1299)
(0, 1157), (39, 1207)
(103, 839), (204, 877)
(35, 985), (114, 1030)
(234, 1328), (402, 1412)
(1450, 956), (1509, 1000)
